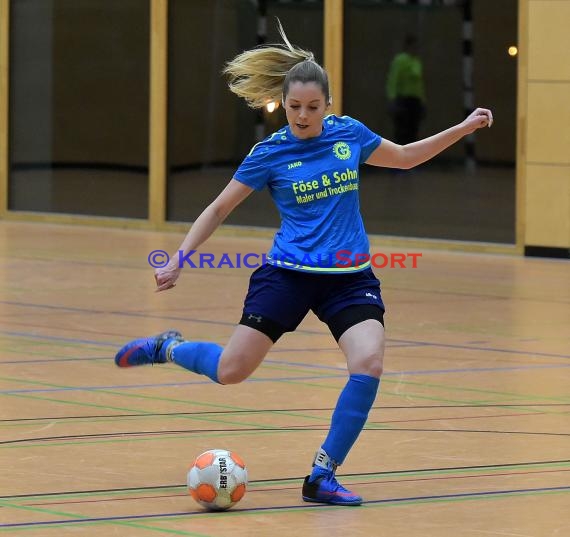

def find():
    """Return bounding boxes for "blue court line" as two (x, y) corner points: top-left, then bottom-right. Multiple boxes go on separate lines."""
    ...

(2, 362), (570, 395)
(0, 343), (425, 365)
(1, 327), (569, 362)
(265, 359), (570, 375)
(269, 342), (428, 352)
(383, 363), (570, 376)
(1, 485), (569, 528)
(0, 301), (242, 330)
(0, 300), (113, 315)
(0, 357), (109, 365)
(2, 300), (570, 360)
(0, 330), (118, 348)
(389, 337), (570, 360)
(0, 339), (423, 359)
(0, 374), (346, 394)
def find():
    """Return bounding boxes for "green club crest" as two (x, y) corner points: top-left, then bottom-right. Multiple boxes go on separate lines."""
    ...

(333, 142), (351, 160)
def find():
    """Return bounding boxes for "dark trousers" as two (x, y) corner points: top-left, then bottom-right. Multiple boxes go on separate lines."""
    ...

(391, 96), (424, 145)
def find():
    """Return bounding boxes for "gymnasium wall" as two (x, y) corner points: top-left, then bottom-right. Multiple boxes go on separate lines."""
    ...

(473, 0), (518, 164)
(2, 0), (568, 254)
(8, 0), (150, 217)
(518, 0), (570, 255)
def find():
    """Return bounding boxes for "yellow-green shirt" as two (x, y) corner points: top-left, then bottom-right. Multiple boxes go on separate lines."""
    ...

(386, 52), (425, 102)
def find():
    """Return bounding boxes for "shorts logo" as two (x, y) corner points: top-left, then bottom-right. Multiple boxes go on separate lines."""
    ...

(365, 292), (378, 300)
(333, 142), (351, 160)
(247, 314), (263, 323)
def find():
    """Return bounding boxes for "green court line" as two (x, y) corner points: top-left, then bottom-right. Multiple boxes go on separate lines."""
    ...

(381, 377), (570, 403)
(1, 407), (564, 450)
(268, 378), (525, 406)
(1, 371), (565, 447)
(0, 374), (331, 423)
(3, 487), (184, 502)
(0, 378), (555, 438)
(0, 501), (214, 536)
(0, 411), (325, 428)
(0, 500), (98, 522)
(0, 384), (304, 445)
(260, 363), (342, 376)
(4, 402), (568, 430)
(0, 383), (314, 430)
(351, 461), (570, 483)
(149, 487), (570, 522)
(270, 376), (570, 411)
(0, 346), (104, 359)
(91, 386), (328, 426)
(0, 387), (499, 451)
(0, 336), (110, 353)
(6, 357), (568, 409)
(0, 425), (292, 450)
(2, 392), (158, 416)
(105, 521), (212, 536)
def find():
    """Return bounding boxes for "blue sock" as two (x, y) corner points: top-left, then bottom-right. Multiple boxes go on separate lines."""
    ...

(170, 341), (222, 384)
(312, 374), (380, 478)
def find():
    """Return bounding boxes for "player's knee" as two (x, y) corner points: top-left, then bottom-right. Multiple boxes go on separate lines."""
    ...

(217, 355), (254, 385)
(217, 367), (247, 385)
(350, 351), (383, 378)
(365, 355), (383, 378)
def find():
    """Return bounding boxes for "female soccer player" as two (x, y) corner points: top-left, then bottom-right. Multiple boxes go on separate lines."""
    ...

(115, 24), (493, 506)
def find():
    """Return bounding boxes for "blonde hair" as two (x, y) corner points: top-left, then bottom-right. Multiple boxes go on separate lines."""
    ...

(223, 20), (329, 109)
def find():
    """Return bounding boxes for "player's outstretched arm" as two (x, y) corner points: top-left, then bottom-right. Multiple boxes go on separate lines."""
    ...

(154, 179), (254, 292)
(366, 107), (493, 170)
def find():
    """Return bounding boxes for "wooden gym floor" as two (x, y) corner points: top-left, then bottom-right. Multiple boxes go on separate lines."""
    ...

(0, 221), (568, 536)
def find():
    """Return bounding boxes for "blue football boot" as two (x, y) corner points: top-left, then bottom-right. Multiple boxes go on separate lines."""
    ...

(302, 449), (362, 506)
(115, 330), (184, 367)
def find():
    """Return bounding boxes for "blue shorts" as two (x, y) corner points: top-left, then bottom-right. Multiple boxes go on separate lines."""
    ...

(240, 264), (385, 342)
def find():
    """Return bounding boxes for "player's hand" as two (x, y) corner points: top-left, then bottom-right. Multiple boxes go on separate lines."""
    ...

(461, 108), (493, 134)
(154, 263), (181, 292)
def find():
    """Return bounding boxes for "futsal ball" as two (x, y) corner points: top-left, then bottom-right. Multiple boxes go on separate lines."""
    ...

(187, 449), (248, 511)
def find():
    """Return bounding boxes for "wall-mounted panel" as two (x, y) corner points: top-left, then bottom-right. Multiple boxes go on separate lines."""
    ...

(527, 82), (570, 164)
(525, 164), (570, 247)
(9, 0), (149, 217)
(528, 0), (570, 81)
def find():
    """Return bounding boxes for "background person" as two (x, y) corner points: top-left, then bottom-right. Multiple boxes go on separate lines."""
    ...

(386, 33), (426, 145)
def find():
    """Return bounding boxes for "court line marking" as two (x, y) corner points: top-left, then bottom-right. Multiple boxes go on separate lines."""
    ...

(0, 306), (568, 359)
(19, 468), (570, 507)
(2, 425), (568, 451)
(3, 361), (570, 395)
(3, 368), (570, 411)
(3, 460), (568, 500)
(1, 486), (569, 529)
(1, 403), (568, 425)
(1, 420), (566, 446)
(1, 379), (565, 437)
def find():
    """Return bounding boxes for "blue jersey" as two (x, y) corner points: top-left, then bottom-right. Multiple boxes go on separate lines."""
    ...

(233, 115), (382, 273)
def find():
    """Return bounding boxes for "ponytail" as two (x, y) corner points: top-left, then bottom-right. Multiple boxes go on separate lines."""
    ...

(223, 20), (329, 109)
